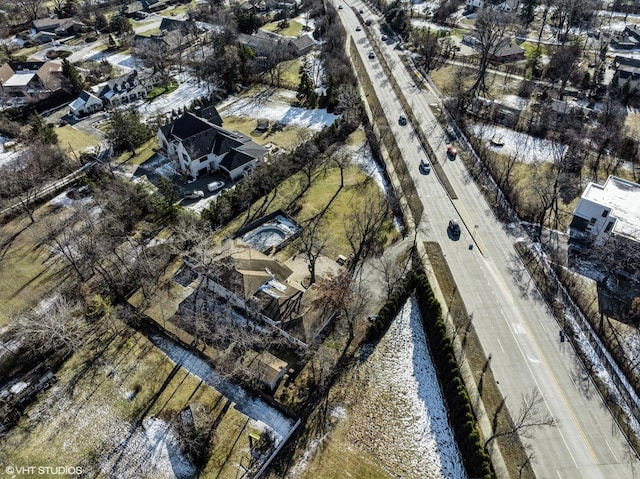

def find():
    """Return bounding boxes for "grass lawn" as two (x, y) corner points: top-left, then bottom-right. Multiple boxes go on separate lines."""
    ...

(429, 64), (521, 97)
(56, 125), (100, 153)
(0, 206), (74, 327)
(261, 20), (304, 37)
(219, 116), (311, 151)
(279, 58), (303, 87)
(219, 143), (398, 260)
(115, 138), (158, 168)
(146, 81), (179, 100)
(1, 327), (258, 478)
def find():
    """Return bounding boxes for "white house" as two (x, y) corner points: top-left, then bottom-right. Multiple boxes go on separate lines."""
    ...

(158, 111), (267, 180)
(569, 176), (640, 246)
(69, 90), (103, 116)
(466, 0), (518, 11)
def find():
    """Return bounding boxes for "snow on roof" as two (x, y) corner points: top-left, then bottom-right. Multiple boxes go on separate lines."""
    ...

(3, 72), (36, 86)
(583, 176), (640, 239)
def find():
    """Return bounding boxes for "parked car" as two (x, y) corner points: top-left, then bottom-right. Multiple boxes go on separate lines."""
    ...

(356, 25), (361, 31)
(419, 159), (431, 174)
(398, 115), (407, 126)
(448, 219), (461, 236)
(381, 34), (388, 41)
(365, 19), (372, 26)
(447, 145), (458, 159)
(368, 51), (375, 59)
(338, 4), (343, 8)
(207, 180), (224, 192)
(184, 190), (204, 200)
(359, 9), (364, 13)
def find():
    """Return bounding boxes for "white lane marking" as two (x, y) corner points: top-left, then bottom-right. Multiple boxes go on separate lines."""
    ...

(512, 323), (526, 335)
(497, 339), (505, 353)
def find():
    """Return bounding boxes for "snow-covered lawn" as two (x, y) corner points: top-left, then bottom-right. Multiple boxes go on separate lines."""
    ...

(219, 92), (338, 131)
(0, 139), (22, 168)
(293, 298), (465, 478)
(136, 74), (212, 120)
(469, 123), (565, 163)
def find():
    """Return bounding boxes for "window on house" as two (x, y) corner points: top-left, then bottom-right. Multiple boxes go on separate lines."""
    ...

(602, 210), (609, 217)
(589, 218), (597, 225)
(605, 222), (614, 233)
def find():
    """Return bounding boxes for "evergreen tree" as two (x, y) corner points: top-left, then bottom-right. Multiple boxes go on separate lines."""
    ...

(520, 0), (537, 26)
(61, 58), (85, 95)
(296, 59), (317, 107)
(107, 109), (152, 154)
(95, 12), (109, 32)
(30, 114), (58, 145)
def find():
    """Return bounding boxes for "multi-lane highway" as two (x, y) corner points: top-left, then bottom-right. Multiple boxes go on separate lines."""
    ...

(336, 3), (640, 478)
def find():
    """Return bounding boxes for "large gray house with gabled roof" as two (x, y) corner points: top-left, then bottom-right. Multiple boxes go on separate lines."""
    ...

(158, 111), (267, 180)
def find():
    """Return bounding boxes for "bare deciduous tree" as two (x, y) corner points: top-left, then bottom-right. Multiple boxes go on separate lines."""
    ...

(485, 388), (557, 448)
(11, 294), (87, 355)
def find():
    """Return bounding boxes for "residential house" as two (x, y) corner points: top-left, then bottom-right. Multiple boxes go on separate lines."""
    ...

(569, 176), (640, 247)
(69, 90), (103, 116)
(613, 55), (640, 90)
(0, 61), (62, 102)
(121, 1), (144, 16)
(489, 41), (525, 63)
(32, 17), (87, 36)
(465, 0), (518, 11)
(242, 350), (288, 391)
(133, 29), (193, 55)
(238, 30), (315, 58)
(159, 17), (197, 34)
(31, 31), (58, 45)
(158, 111), (267, 180)
(611, 24), (640, 50)
(69, 69), (162, 116)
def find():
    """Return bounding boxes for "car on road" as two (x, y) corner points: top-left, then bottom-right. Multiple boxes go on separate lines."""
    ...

(398, 115), (407, 126)
(368, 51), (375, 59)
(381, 34), (388, 41)
(447, 145), (458, 159)
(184, 190), (204, 200)
(419, 158), (431, 174)
(207, 180), (224, 192)
(356, 25), (361, 31)
(365, 19), (372, 26)
(338, 4), (343, 8)
(445, 126), (457, 141)
(448, 219), (461, 236)
(359, 9), (364, 13)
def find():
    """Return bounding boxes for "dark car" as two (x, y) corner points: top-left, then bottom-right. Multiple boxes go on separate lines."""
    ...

(338, 4), (343, 8)
(448, 219), (461, 236)
(368, 51), (375, 59)
(398, 115), (407, 126)
(359, 9), (364, 13)
(356, 25), (361, 31)
(381, 34), (388, 41)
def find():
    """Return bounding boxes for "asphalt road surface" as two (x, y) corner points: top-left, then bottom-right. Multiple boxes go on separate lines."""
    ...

(336, 2), (640, 478)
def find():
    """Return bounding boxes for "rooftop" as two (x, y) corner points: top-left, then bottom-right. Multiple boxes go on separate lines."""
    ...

(582, 176), (640, 239)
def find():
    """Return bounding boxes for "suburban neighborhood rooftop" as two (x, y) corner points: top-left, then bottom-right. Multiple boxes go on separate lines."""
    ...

(583, 176), (640, 238)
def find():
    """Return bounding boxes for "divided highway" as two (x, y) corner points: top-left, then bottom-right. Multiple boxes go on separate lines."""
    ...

(336, 3), (640, 478)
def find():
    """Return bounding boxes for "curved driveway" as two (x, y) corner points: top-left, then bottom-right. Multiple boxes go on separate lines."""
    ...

(336, 2), (640, 478)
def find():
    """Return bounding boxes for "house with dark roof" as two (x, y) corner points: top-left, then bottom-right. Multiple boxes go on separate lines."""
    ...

(121, 1), (144, 16)
(159, 17), (196, 34)
(158, 111), (267, 180)
(238, 30), (315, 58)
(489, 41), (525, 63)
(32, 17), (87, 36)
(613, 55), (640, 90)
(611, 24), (640, 50)
(0, 61), (63, 101)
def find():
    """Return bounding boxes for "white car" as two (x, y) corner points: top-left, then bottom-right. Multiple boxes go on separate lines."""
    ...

(184, 190), (204, 200)
(419, 158), (431, 174)
(207, 181), (224, 192)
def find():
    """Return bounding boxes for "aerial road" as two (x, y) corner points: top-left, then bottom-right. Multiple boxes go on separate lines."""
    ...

(336, 2), (640, 478)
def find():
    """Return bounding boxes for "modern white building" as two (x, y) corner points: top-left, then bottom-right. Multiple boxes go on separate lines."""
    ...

(569, 176), (640, 245)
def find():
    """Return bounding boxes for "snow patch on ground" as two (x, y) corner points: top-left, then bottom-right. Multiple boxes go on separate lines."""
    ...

(0, 135), (23, 168)
(137, 74), (213, 120)
(469, 123), (565, 163)
(150, 335), (295, 443)
(99, 416), (197, 479)
(348, 298), (465, 479)
(220, 93), (338, 130)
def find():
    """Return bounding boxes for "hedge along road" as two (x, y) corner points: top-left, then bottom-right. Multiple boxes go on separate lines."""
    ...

(337, 1), (640, 479)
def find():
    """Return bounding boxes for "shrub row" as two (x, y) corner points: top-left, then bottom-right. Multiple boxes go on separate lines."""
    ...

(414, 270), (493, 478)
(366, 269), (493, 478)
